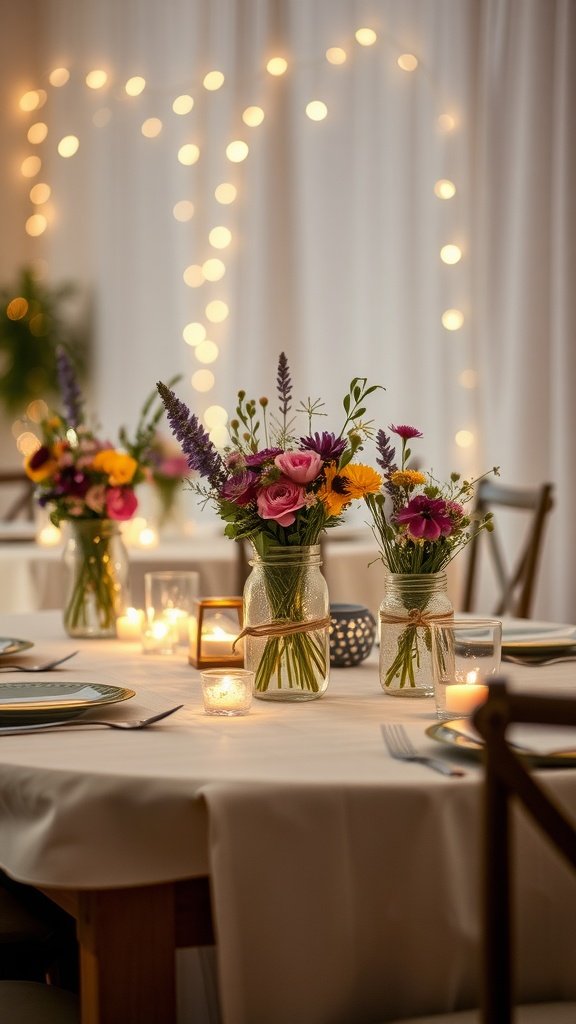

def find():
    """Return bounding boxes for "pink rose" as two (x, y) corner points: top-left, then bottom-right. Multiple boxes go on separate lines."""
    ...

(257, 478), (306, 527)
(105, 487), (138, 521)
(274, 450), (323, 484)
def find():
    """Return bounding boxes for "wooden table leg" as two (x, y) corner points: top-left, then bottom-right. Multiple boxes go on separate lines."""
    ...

(76, 884), (176, 1024)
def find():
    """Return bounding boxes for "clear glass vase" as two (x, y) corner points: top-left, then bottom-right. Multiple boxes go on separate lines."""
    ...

(63, 519), (129, 638)
(379, 572), (453, 697)
(243, 544), (330, 702)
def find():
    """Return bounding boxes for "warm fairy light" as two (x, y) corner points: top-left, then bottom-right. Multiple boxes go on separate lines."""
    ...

(204, 405), (228, 428)
(205, 300), (229, 323)
(57, 135), (79, 157)
(93, 108), (112, 127)
(209, 424), (230, 448)
(27, 122), (48, 144)
(266, 56), (288, 76)
(438, 113), (456, 132)
(215, 182), (237, 204)
(202, 258), (226, 282)
(455, 430), (474, 448)
(226, 140), (249, 163)
(172, 95), (194, 115)
(397, 53), (418, 71)
(19, 90), (46, 112)
(141, 118), (162, 138)
(203, 70), (225, 91)
(183, 264), (205, 287)
(242, 106), (265, 127)
(192, 369), (215, 392)
(125, 76), (146, 96)
(440, 244), (462, 265)
(442, 309), (464, 331)
(49, 67), (70, 87)
(183, 322), (206, 346)
(209, 226), (232, 249)
(326, 47), (347, 64)
(20, 156), (41, 177)
(173, 200), (194, 222)
(86, 69), (108, 90)
(17, 431), (41, 456)
(26, 214), (47, 237)
(26, 399), (49, 422)
(459, 369), (477, 389)
(434, 179), (456, 199)
(355, 27), (377, 46)
(195, 340), (219, 364)
(178, 143), (200, 165)
(306, 100), (328, 121)
(6, 298), (28, 320)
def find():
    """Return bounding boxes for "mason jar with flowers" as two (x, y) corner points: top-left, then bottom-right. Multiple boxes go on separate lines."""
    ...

(364, 424), (498, 696)
(158, 353), (383, 701)
(23, 347), (174, 638)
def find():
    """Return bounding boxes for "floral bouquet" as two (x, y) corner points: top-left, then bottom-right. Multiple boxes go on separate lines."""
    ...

(23, 347), (177, 635)
(364, 424), (498, 691)
(146, 432), (190, 529)
(157, 353), (383, 696)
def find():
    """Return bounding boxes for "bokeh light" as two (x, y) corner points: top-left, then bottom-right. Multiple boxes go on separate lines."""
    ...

(183, 264), (205, 288)
(441, 309), (464, 331)
(172, 95), (194, 115)
(192, 369), (215, 392)
(178, 143), (200, 165)
(195, 340), (220, 364)
(266, 57), (288, 76)
(173, 200), (194, 222)
(205, 300), (229, 323)
(355, 28), (377, 46)
(326, 47), (347, 65)
(215, 183), (237, 204)
(30, 183), (51, 204)
(242, 106), (265, 127)
(434, 179), (456, 199)
(397, 54), (418, 71)
(209, 226), (232, 249)
(85, 69), (108, 90)
(49, 68), (70, 87)
(26, 214), (47, 237)
(57, 135), (79, 157)
(306, 101), (328, 121)
(440, 244), (463, 265)
(141, 118), (162, 138)
(203, 71), (225, 91)
(202, 258), (226, 282)
(455, 430), (474, 448)
(21, 156), (42, 177)
(125, 76), (146, 96)
(27, 122), (48, 144)
(183, 322), (206, 346)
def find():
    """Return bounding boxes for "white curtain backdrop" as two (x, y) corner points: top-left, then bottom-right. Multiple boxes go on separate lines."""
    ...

(4, 0), (575, 620)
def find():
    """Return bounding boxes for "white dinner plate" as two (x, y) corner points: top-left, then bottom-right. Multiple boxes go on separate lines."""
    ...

(427, 718), (576, 768)
(0, 682), (135, 724)
(501, 619), (576, 654)
(0, 637), (34, 656)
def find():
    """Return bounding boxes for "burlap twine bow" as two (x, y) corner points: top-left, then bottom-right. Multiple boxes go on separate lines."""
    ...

(232, 616), (331, 652)
(379, 608), (455, 627)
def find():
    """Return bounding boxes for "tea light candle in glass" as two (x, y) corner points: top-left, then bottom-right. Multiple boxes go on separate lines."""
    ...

(144, 571), (200, 646)
(200, 669), (253, 716)
(116, 607), (146, 642)
(432, 619), (502, 720)
(141, 618), (179, 654)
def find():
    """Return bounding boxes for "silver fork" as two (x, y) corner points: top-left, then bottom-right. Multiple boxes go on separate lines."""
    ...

(0, 705), (184, 735)
(381, 723), (466, 777)
(0, 652), (79, 672)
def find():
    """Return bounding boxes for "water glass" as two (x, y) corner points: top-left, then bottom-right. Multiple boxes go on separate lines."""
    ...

(432, 618), (502, 720)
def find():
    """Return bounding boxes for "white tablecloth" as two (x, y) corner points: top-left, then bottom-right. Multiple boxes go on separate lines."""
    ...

(0, 611), (575, 1024)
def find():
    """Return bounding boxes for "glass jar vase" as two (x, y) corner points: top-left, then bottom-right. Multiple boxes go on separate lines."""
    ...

(63, 519), (129, 638)
(242, 544), (330, 701)
(379, 572), (453, 697)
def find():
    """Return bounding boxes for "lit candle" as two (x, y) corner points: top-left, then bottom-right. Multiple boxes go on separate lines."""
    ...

(116, 607), (145, 642)
(163, 607), (190, 645)
(200, 669), (253, 716)
(201, 625), (239, 658)
(445, 674), (489, 715)
(141, 618), (178, 654)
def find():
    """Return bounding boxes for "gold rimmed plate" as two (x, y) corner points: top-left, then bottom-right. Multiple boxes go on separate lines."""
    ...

(0, 682), (135, 725)
(501, 619), (576, 655)
(0, 637), (34, 657)
(427, 718), (576, 769)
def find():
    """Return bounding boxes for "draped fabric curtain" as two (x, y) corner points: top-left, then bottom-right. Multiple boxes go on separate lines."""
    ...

(11, 0), (575, 621)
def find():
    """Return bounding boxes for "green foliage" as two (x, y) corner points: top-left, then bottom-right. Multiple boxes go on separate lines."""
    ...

(0, 267), (88, 415)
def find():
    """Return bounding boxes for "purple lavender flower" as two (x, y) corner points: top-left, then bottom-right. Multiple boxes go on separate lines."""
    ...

(56, 346), (84, 428)
(156, 382), (224, 487)
(389, 424), (423, 441)
(299, 431), (347, 462)
(245, 447), (283, 467)
(375, 429), (397, 474)
(276, 352), (292, 419)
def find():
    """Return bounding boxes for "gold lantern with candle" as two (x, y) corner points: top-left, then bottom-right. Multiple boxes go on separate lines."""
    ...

(188, 597), (244, 669)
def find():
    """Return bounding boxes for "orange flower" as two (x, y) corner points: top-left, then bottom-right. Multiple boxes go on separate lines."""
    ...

(24, 445), (57, 482)
(318, 464), (353, 517)
(341, 464), (382, 499)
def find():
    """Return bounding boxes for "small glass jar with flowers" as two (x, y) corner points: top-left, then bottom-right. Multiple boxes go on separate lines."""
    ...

(23, 348), (174, 638)
(364, 424), (499, 696)
(157, 353), (383, 700)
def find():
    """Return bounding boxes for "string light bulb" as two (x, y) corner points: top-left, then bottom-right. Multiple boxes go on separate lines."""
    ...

(442, 309), (464, 331)
(326, 47), (347, 64)
(434, 179), (456, 199)
(306, 101), (328, 121)
(355, 28), (377, 46)
(440, 244), (462, 265)
(49, 68), (70, 87)
(57, 135), (79, 157)
(172, 95), (194, 115)
(85, 69), (108, 90)
(125, 76), (146, 96)
(266, 57), (288, 76)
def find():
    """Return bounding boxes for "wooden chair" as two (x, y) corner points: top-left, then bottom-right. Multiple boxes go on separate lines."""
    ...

(461, 480), (554, 618)
(0, 472), (35, 522)
(386, 680), (576, 1024)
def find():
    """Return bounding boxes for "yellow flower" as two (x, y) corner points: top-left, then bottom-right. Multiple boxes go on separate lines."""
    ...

(319, 463), (382, 516)
(390, 469), (426, 488)
(24, 446), (57, 482)
(318, 464), (352, 517)
(92, 449), (138, 485)
(341, 463), (382, 499)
